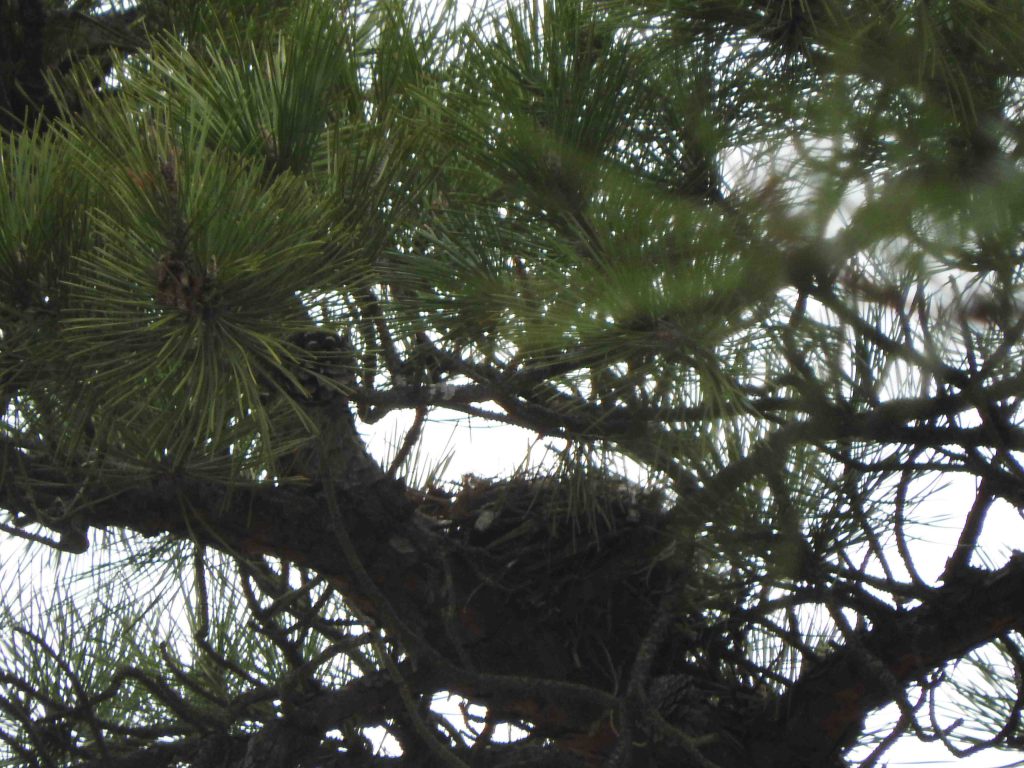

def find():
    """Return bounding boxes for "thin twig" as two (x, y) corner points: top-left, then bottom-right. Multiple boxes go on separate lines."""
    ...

(387, 406), (426, 478)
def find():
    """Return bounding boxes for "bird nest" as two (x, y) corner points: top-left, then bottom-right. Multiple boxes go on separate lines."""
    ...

(414, 472), (680, 639)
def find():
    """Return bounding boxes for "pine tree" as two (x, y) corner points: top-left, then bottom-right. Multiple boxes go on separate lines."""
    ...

(2, 1), (1024, 766)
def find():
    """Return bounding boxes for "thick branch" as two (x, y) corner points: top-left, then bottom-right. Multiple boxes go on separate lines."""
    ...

(750, 555), (1024, 767)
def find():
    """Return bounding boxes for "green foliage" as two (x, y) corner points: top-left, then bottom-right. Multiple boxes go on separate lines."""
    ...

(0, 128), (86, 314)
(61, 104), (327, 463)
(1, 0), (1024, 766)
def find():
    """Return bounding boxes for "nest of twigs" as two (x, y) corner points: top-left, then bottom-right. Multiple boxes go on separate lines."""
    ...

(413, 472), (688, 682)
